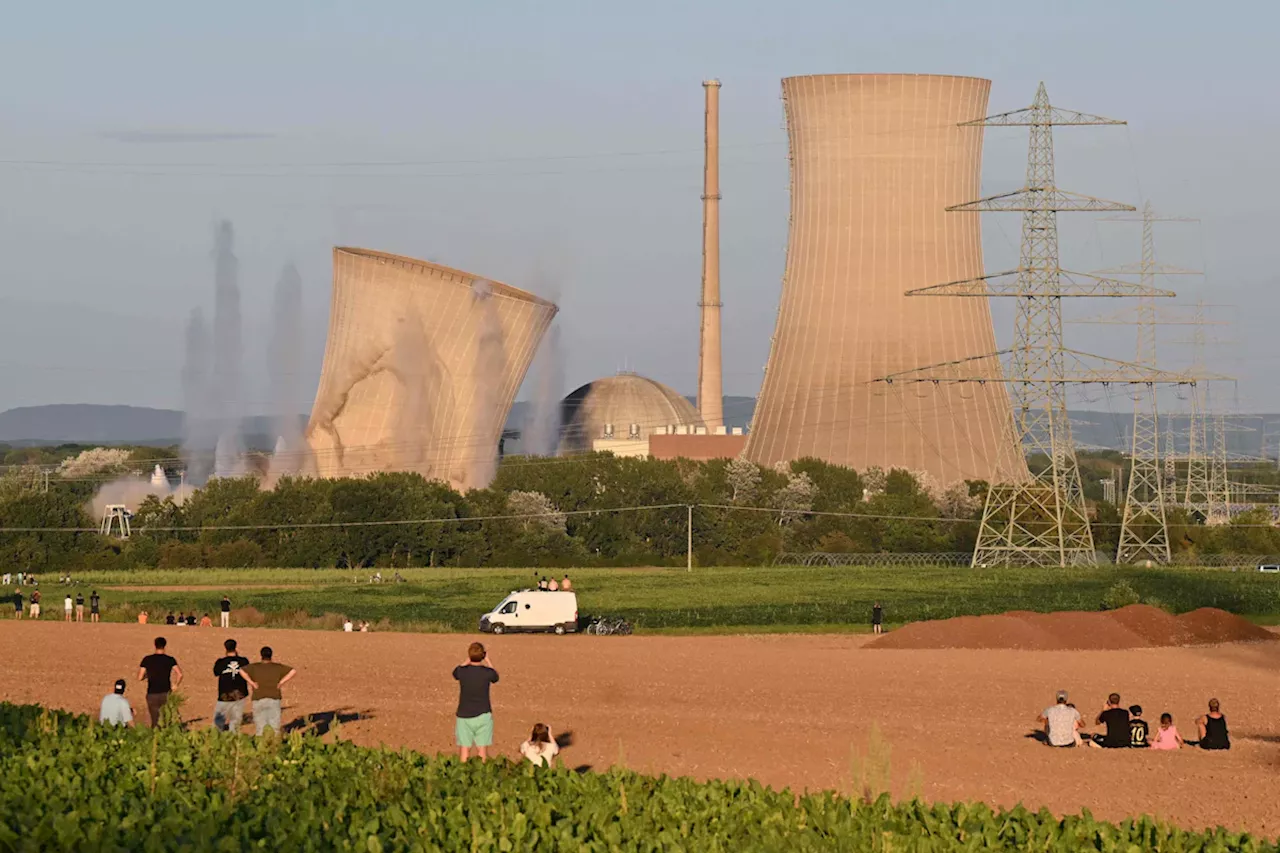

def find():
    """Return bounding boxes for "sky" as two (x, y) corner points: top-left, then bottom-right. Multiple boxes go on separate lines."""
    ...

(1, 0), (1277, 417)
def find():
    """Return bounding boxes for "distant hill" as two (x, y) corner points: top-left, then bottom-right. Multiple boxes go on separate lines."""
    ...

(2, 400), (1273, 459)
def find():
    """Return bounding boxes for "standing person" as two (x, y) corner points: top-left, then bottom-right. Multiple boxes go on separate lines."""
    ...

(12, 587), (22, 620)
(64, 593), (73, 622)
(220, 596), (231, 629)
(453, 642), (499, 761)
(1151, 713), (1184, 750)
(1, 572), (9, 585)
(519, 723), (559, 767)
(29, 590), (41, 620)
(212, 638), (250, 732)
(242, 646), (296, 736)
(75, 591), (85, 623)
(98, 679), (134, 727)
(90, 590), (101, 623)
(1196, 698), (1231, 750)
(1093, 693), (1130, 749)
(871, 601), (884, 635)
(138, 637), (183, 727)
(1037, 690), (1083, 748)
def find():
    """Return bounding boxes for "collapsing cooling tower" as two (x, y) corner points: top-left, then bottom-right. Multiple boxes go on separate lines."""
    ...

(306, 248), (558, 491)
(745, 74), (1023, 485)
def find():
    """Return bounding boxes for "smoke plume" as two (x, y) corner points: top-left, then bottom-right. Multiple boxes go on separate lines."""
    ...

(181, 308), (215, 482)
(211, 220), (245, 477)
(265, 263), (307, 482)
(523, 323), (563, 456)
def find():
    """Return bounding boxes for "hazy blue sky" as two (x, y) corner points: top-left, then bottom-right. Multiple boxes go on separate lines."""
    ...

(1, 0), (1275, 417)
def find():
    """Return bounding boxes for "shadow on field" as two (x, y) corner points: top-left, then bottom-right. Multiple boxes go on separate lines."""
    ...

(283, 708), (372, 736)
(1024, 731), (1050, 745)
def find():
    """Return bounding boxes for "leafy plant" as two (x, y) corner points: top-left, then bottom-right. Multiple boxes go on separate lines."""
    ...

(1102, 580), (1141, 610)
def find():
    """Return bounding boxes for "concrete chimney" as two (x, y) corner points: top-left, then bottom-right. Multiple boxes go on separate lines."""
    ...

(697, 79), (724, 429)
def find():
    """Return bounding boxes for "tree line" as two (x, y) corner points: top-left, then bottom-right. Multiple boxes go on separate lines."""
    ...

(0, 448), (1277, 570)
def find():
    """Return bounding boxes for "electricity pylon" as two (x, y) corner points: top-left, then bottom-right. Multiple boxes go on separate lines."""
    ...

(1208, 410), (1231, 524)
(875, 83), (1189, 568)
(1169, 301), (1233, 517)
(1084, 204), (1199, 563)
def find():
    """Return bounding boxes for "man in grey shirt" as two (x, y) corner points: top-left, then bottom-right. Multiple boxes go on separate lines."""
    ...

(1037, 689), (1083, 747)
(99, 679), (134, 727)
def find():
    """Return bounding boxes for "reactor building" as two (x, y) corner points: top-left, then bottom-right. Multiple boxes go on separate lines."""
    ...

(744, 73), (1024, 485)
(305, 248), (558, 491)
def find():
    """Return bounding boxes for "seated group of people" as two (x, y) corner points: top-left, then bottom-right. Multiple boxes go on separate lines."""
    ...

(165, 611), (211, 627)
(1039, 691), (1230, 751)
(535, 575), (572, 591)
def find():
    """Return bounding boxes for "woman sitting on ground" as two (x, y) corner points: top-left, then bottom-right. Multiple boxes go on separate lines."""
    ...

(519, 723), (559, 767)
(1197, 698), (1230, 750)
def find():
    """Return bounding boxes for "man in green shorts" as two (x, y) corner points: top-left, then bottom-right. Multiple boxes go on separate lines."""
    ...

(452, 642), (498, 760)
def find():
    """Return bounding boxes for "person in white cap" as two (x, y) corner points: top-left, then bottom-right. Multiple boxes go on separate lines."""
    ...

(1037, 689), (1083, 748)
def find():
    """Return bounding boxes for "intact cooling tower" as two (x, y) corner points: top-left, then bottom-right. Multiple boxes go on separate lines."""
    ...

(745, 74), (1023, 485)
(306, 248), (557, 491)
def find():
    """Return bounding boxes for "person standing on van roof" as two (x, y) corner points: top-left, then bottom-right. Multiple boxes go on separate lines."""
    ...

(453, 642), (499, 761)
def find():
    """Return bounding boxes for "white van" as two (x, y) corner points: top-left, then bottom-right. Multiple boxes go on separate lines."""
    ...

(480, 590), (578, 635)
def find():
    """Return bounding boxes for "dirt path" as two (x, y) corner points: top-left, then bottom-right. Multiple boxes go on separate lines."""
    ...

(3, 622), (1278, 836)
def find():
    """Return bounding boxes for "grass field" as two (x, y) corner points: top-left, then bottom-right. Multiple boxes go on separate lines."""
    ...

(7, 565), (1280, 633)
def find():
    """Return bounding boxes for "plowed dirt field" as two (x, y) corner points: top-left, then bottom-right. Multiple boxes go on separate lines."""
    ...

(4, 620), (1279, 835)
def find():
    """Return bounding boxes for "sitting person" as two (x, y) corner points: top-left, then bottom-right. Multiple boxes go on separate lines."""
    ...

(519, 722), (559, 767)
(1197, 698), (1230, 750)
(1128, 705), (1149, 748)
(137, 610), (149, 625)
(1037, 690), (1083, 748)
(561, 575), (573, 591)
(1092, 693), (1130, 749)
(199, 613), (213, 627)
(1150, 713), (1184, 750)
(547, 578), (559, 591)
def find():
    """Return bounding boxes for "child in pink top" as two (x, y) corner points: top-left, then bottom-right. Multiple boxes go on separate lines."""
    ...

(1151, 713), (1184, 750)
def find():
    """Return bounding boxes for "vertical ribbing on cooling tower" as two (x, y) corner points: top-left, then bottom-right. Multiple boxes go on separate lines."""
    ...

(744, 74), (1021, 485)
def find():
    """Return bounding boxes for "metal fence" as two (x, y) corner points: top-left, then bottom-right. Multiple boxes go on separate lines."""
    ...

(772, 552), (972, 568)
(773, 552), (1279, 570)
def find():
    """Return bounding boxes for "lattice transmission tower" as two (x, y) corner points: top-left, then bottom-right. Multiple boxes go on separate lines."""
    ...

(1172, 301), (1233, 521)
(1082, 204), (1199, 563)
(876, 83), (1190, 567)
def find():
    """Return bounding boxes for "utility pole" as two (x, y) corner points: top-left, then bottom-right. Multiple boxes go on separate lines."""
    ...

(686, 504), (693, 572)
(875, 83), (1189, 567)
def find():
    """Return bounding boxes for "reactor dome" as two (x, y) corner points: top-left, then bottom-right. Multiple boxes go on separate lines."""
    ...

(559, 372), (702, 454)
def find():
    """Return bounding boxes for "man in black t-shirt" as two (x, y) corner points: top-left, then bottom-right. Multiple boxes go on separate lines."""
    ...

(75, 592), (85, 623)
(138, 636), (183, 727)
(1093, 693), (1130, 748)
(871, 602), (884, 635)
(453, 642), (499, 760)
(90, 591), (101, 623)
(220, 596), (232, 629)
(212, 638), (250, 732)
(11, 589), (21, 620)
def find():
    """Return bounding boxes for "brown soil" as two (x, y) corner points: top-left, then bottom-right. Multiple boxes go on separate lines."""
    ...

(3, 621), (1280, 837)
(870, 605), (1274, 651)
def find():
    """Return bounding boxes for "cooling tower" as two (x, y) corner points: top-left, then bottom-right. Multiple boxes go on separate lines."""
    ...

(306, 248), (558, 491)
(745, 74), (1022, 485)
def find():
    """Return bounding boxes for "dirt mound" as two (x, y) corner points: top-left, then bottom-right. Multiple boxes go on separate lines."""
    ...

(870, 605), (1273, 651)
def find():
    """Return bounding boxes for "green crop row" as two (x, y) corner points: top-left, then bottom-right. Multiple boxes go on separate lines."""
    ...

(0, 702), (1272, 851)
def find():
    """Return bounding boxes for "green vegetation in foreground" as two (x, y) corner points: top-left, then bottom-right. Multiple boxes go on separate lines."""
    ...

(14, 564), (1280, 633)
(1, 703), (1270, 852)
